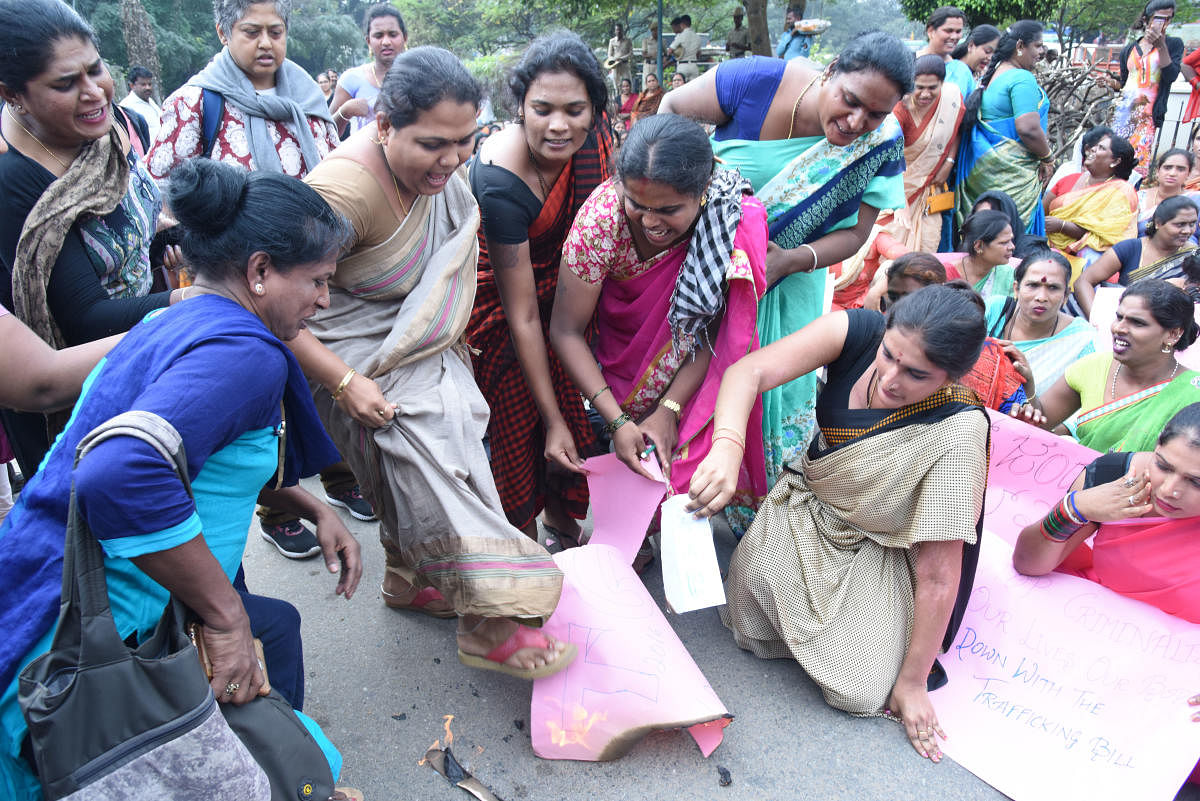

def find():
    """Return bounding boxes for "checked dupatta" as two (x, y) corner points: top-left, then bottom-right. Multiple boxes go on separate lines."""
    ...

(668, 168), (753, 353)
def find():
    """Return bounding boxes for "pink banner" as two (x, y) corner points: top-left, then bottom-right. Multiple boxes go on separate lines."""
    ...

(582, 453), (666, 564)
(934, 538), (1200, 801)
(530, 456), (730, 761)
(983, 411), (1098, 546)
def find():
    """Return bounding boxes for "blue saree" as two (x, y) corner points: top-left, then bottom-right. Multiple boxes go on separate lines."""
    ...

(956, 68), (1048, 236)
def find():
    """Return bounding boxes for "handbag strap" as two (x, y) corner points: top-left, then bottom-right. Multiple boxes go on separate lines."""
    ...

(53, 412), (192, 665)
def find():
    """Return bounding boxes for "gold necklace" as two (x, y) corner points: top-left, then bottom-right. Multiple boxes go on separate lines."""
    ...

(368, 62), (384, 88)
(6, 106), (70, 170)
(379, 144), (410, 218)
(786, 74), (821, 140)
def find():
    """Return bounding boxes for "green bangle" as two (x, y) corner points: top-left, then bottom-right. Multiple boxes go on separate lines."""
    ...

(604, 412), (631, 434)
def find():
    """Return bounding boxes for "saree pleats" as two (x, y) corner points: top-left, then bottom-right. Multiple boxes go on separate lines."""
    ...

(305, 168), (562, 620)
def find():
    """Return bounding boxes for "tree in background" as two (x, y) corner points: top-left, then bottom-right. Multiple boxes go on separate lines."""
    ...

(120, 0), (163, 93)
(898, 0), (1056, 27)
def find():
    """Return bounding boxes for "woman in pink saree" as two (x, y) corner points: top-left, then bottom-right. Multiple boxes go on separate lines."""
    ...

(550, 114), (769, 536)
(1014, 402), (1200, 784)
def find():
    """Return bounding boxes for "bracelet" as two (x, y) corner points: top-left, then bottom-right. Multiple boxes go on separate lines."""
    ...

(1039, 154), (1055, 164)
(330, 368), (357, 401)
(333, 108), (345, 123)
(712, 434), (745, 452)
(712, 426), (746, 449)
(1065, 491), (1090, 525)
(604, 412), (631, 434)
(1038, 498), (1084, 542)
(589, 385), (611, 404)
(659, 398), (682, 420)
(800, 243), (820, 270)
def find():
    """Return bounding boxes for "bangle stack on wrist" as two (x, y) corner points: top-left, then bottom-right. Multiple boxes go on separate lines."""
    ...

(1038, 492), (1089, 542)
(605, 411), (631, 434)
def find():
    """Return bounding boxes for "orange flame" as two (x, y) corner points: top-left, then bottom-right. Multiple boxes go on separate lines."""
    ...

(545, 705), (607, 749)
(417, 714), (458, 766)
(416, 740), (440, 766)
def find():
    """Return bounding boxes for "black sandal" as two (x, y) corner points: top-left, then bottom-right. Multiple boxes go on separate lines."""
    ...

(543, 523), (583, 553)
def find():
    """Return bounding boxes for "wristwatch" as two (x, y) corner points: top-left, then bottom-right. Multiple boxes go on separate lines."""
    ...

(659, 398), (682, 420)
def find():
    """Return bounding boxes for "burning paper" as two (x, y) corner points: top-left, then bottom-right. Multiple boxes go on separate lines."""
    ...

(531, 540), (732, 760)
(420, 716), (505, 801)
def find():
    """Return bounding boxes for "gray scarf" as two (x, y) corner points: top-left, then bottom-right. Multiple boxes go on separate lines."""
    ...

(189, 48), (333, 174)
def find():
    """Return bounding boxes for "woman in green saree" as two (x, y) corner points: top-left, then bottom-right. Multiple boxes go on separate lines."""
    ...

(956, 21), (1051, 237)
(658, 31), (910, 486)
(1015, 279), (1200, 453)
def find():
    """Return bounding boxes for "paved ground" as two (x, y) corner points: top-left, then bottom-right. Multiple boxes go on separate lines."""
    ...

(243, 478), (1200, 801)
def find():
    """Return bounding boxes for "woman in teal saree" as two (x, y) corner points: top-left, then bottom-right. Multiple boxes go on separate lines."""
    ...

(659, 31), (910, 486)
(956, 21), (1052, 238)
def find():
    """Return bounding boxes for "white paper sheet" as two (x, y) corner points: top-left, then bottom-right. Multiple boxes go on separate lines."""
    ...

(659, 494), (726, 614)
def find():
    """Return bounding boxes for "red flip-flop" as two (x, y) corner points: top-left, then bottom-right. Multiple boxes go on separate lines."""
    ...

(380, 584), (457, 619)
(457, 625), (577, 679)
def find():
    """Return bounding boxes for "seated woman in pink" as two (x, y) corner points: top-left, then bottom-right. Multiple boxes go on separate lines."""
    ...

(1013, 402), (1200, 784)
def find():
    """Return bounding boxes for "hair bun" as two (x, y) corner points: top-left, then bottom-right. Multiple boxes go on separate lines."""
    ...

(166, 158), (246, 237)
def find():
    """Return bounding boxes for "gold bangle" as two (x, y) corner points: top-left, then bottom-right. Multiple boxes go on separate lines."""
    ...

(330, 368), (356, 401)
(659, 398), (682, 420)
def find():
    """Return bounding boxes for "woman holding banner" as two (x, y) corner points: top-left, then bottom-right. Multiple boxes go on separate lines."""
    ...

(550, 114), (770, 540)
(1013, 401), (1200, 783)
(686, 285), (989, 763)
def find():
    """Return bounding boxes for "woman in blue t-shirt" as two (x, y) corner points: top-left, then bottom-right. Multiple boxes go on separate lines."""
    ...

(0, 158), (363, 801)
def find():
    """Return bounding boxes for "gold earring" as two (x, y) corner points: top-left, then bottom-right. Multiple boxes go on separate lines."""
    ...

(254, 283), (265, 295)
(1162, 342), (1175, 353)
(372, 132), (386, 146)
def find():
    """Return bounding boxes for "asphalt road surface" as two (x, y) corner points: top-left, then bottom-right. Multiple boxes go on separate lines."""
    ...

(241, 478), (1200, 801)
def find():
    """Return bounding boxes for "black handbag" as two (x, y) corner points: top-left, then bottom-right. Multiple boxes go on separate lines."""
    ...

(19, 411), (272, 800)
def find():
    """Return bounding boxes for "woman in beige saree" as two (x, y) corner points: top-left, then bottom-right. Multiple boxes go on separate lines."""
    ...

(294, 48), (574, 679)
(686, 285), (990, 763)
(883, 54), (963, 253)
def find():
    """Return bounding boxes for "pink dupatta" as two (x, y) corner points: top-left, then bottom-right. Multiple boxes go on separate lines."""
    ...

(1058, 516), (1200, 624)
(594, 197), (771, 510)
